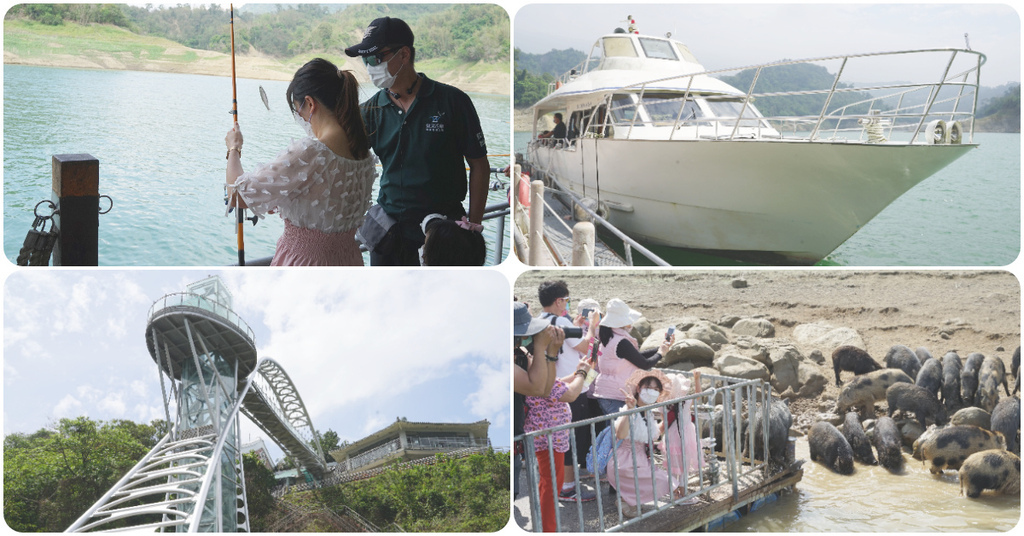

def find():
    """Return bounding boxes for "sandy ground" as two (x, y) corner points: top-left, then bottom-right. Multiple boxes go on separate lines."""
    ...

(515, 270), (1021, 423)
(4, 50), (510, 95)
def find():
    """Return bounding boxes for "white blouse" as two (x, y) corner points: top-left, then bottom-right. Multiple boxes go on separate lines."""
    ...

(626, 411), (661, 444)
(234, 137), (378, 233)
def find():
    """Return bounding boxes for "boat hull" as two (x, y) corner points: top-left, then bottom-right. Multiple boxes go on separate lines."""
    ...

(530, 139), (976, 264)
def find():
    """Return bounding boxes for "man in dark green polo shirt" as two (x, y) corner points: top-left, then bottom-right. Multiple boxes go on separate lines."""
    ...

(346, 16), (490, 266)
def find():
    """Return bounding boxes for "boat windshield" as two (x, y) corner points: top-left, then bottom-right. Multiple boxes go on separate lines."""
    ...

(610, 93), (709, 126)
(705, 98), (765, 128)
(603, 36), (638, 58)
(638, 38), (678, 60)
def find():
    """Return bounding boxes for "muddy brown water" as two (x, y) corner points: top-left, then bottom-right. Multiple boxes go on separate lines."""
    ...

(731, 439), (1020, 531)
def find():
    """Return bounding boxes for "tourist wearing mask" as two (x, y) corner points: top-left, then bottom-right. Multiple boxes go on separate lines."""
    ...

(225, 58), (376, 265)
(592, 298), (675, 416)
(611, 369), (686, 518)
(513, 302), (564, 499)
(345, 16), (490, 266)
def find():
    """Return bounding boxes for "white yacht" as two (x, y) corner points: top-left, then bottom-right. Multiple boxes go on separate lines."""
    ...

(526, 21), (985, 264)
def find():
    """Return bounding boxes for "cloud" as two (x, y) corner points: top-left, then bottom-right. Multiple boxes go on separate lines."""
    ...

(464, 358), (511, 421)
(223, 271), (509, 422)
(53, 394), (83, 418)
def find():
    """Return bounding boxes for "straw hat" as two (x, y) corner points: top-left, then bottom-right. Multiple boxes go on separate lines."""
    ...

(602, 298), (642, 328)
(624, 368), (672, 404)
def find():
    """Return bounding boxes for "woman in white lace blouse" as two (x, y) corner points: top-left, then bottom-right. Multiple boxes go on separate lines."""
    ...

(225, 58), (377, 265)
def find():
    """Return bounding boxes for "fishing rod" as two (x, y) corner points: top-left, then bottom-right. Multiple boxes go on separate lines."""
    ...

(227, 2), (242, 266)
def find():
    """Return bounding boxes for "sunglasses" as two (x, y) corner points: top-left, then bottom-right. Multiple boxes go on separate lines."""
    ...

(363, 47), (401, 67)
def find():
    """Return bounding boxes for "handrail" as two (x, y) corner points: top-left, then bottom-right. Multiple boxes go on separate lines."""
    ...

(149, 292), (255, 344)
(539, 47), (985, 145)
(520, 164), (671, 267)
(515, 371), (773, 532)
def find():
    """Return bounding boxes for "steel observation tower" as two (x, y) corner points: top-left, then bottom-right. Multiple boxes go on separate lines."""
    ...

(66, 276), (327, 532)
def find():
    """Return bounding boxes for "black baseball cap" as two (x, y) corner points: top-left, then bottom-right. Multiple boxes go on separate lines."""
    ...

(345, 17), (414, 57)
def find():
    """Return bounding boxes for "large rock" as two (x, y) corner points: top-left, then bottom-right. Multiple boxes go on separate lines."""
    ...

(685, 321), (730, 348)
(768, 345), (803, 393)
(714, 352), (770, 381)
(633, 316), (652, 340)
(733, 318), (776, 338)
(641, 330), (716, 368)
(674, 317), (704, 331)
(797, 362), (828, 397)
(718, 315), (742, 328)
(793, 323), (865, 356)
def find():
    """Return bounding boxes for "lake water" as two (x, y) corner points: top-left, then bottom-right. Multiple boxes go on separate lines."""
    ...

(732, 438), (1020, 531)
(512, 131), (1020, 266)
(3, 65), (511, 266)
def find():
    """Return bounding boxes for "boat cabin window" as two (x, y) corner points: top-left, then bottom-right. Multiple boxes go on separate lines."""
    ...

(602, 36), (638, 58)
(674, 43), (700, 64)
(638, 38), (678, 61)
(609, 94), (638, 122)
(643, 93), (707, 125)
(705, 98), (765, 128)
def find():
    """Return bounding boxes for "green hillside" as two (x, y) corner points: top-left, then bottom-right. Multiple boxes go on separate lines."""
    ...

(5, 3), (509, 64)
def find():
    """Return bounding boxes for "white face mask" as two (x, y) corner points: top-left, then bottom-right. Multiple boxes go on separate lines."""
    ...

(293, 110), (314, 138)
(639, 388), (660, 405)
(368, 55), (404, 90)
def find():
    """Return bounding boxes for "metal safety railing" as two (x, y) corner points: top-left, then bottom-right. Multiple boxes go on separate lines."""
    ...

(148, 292), (255, 344)
(511, 164), (670, 267)
(549, 48), (984, 145)
(514, 371), (773, 532)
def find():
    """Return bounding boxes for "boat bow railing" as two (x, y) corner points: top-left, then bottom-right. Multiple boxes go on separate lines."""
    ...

(548, 48), (985, 145)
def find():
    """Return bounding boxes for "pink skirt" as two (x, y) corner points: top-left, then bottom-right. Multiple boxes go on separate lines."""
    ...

(271, 219), (363, 266)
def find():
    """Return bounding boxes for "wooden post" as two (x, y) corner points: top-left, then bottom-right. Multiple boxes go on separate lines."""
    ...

(571, 222), (595, 266)
(51, 154), (99, 266)
(528, 180), (544, 266)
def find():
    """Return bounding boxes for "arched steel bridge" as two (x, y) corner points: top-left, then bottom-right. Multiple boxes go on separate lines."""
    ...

(66, 278), (329, 532)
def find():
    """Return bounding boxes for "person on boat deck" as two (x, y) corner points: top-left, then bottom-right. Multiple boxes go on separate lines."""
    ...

(513, 301), (564, 501)
(611, 368), (687, 519)
(345, 16), (490, 266)
(537, 281), (601, 503)
(538, 113), (567, 140)
(592, 298), (675, 416)
(225, 58), (377, 266)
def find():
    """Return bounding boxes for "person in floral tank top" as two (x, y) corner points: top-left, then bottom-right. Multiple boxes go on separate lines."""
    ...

(524, 356), (592, 532)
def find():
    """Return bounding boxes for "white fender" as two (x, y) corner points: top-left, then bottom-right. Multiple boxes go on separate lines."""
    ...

(947, 121), (963, 144)
(925, 120), (947, 145)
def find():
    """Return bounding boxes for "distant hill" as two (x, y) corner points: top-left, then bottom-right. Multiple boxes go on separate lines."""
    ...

(515, 47), (587, 77)
(975, 83), (1020, 133)
(719, 63), (875, 119)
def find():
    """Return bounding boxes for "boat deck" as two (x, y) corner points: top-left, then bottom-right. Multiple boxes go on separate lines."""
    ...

(513, 462), (803, 532)
(540, 188), (628, 267)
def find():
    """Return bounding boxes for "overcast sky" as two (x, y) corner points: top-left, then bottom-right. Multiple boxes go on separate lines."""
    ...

(3, 270), (511, 460)
(515, 3), (1021, 86)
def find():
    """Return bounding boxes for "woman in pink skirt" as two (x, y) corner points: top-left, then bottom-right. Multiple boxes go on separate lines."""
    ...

(225, 58), (377, 265)
(661, 372), (702, 496)
(610, 368), (685, 518)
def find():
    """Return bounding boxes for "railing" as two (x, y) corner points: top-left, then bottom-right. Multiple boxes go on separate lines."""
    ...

(406, 436), (491, 450)
(544, 48), (985, 145)
(512, 164), (670, 267)
(514, 371), (773, 532)
(347, 439), (403, 471)
(148, 292), (255, 344)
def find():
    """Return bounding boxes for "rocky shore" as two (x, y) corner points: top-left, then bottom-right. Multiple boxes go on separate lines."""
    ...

(514, 270), (1020, 428)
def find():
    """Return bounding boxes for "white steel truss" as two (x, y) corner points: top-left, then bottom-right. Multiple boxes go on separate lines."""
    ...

(66, 284), (326, 533)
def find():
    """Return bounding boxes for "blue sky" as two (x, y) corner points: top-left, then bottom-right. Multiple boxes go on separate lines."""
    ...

(3, 270), (511, 461)
(515, 3), (1021, 86)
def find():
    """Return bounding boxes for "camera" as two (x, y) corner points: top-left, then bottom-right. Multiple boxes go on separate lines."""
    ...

(580, 308), (594, 318)
(562, 327), (583, 338)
